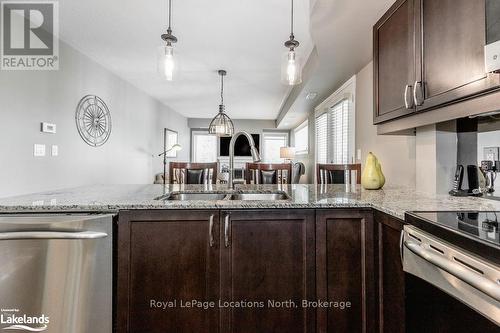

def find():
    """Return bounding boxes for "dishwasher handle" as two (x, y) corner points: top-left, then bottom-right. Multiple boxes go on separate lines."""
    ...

(404, 239), (500, 302)
(0, 230), (108, 240)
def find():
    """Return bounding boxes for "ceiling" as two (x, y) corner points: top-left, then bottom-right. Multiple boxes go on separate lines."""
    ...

(278, 0), (396, 129)
(59, 0), (313, 120)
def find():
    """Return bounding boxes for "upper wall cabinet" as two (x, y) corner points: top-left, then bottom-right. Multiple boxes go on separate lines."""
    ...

(374, 0), (416, 123)
(374, 0), (500, 124)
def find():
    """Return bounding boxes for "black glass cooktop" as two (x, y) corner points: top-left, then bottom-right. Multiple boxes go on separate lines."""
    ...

(409, 212), (500, 247)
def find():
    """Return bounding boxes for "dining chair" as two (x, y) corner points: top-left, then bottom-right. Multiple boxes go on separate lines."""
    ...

(169, 162), (218, 184)
(316, 163), (361, 184)
(245, 163), (292, 184)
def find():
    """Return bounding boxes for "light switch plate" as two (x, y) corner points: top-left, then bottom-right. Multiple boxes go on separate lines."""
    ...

(483, 147), (499, 161)
(357, 149), (362, 161)
(51, 145), (58, 156)
(34, 144), (46, 157)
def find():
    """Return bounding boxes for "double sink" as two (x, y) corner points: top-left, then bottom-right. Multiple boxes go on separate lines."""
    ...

(158, 191), (290, 201)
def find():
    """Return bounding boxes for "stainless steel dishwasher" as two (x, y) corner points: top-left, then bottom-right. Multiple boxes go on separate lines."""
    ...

(401, 225), (500, 326)
(0, 214), (113, 332)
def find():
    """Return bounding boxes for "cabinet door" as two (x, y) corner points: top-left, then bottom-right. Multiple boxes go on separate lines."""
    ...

(220, 210), (315, 333)
(117, 210), (220, 333)
(316, 210), (375, 333)
(373, 211), (405, 333)
(415, 0), (500, 111)
(373, 0), (416, 124)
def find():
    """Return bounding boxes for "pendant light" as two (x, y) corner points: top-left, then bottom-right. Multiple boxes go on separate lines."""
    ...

(158, 0), (177, 81)
(281, 0), (302, 85)
(209, 70), (234, 137)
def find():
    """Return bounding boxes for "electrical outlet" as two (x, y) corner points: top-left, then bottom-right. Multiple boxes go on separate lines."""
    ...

(483, 147), (499, 161)
(51, 145), (58, 156)
(34, 144), (46, 157)
(485, 40), (500, 73)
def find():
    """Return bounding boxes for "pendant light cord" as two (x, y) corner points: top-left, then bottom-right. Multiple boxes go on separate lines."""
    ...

(168, 0), (172, 31)
(290, 0), (294, 37)
(220, 74), (224, 106)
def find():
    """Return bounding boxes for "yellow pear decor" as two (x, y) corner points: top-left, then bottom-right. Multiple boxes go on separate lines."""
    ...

(361, 152), (385, 190)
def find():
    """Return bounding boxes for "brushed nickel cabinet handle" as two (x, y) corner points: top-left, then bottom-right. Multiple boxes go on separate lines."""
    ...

(404, 85), (414, 109)
(399, 229), (405, 265)
(209, 214), (215, 247)
(224, 214), (230, 248)
(413, 81), (423, 106)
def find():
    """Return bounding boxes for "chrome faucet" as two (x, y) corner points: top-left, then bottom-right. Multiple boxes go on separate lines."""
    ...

(229, 131), (261, 189)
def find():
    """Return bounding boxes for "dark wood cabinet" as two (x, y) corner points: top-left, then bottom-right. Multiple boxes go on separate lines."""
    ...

(374, 0), (500, 124)
(316, 209), (375, 333)
(415, 0), (499, 112)
(373, 210), (406, 333)
(117, 209), (316, 333)
(116, 208), (391, 333)
(220, 209), (316, 333)
(116, 210), (220, 333)
(374, 0), (416, 123)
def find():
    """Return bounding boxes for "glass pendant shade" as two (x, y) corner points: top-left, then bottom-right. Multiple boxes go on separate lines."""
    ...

(209, 106), (234, 137)
(281, 49), (302, 85)
(157, 44), (176, 81)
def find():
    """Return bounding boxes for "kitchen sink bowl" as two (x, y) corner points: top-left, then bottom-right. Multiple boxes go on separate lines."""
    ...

(165, 193), (229, 201)
(229, 192), (290, 201)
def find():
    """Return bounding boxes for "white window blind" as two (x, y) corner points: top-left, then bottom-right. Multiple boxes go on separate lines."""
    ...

(330, 99), (350, 164)
(263, 132), (288, 163)
(315, 113), (328, 164)
(315, 98), (352, 164)
(294, 121), (308, 154)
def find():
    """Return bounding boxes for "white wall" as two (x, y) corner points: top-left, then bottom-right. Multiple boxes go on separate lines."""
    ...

(415, 125), (438, 192)
(355, 62), (416, 187)
(0, 40), (189, 198)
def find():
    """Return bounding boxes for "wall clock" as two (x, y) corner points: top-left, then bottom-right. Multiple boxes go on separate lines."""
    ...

(75, 95), (112, 147)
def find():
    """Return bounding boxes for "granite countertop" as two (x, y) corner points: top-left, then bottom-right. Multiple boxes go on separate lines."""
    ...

(2, 184), (500, 220)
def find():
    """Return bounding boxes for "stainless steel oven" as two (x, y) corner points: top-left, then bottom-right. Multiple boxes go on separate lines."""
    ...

(401, 225), (500, 326)
(0, 214), (113, 333)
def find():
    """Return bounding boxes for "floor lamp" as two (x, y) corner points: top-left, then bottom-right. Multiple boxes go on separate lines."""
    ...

(158, 143), (182, 185)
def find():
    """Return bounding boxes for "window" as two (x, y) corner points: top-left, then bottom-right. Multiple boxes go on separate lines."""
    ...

(294, 121), (308, 155)
(316, 99), (352, 164)
(330, 99), (350, 163)
(262, 132), (288, 163)
(192, 130), (217, 162)
(314, 76), (356, 165)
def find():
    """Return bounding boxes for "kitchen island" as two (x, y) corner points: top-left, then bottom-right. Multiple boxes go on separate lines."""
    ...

(1, 184), (500, 218)
(0, 184), (498, 333)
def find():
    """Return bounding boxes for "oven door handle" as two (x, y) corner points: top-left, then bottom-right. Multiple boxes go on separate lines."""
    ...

(0, 231), (108, 240)
(404, 239), (500, 302)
